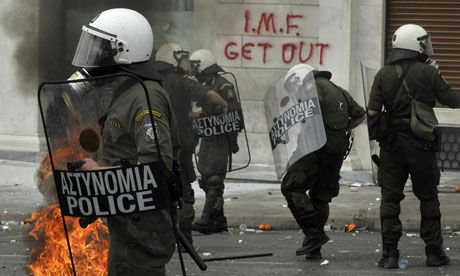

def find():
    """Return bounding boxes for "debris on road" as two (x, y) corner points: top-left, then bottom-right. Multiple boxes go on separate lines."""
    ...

(344, 223), (356, 232)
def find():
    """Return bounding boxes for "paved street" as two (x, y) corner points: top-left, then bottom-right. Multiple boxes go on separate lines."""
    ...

(0, 161), (459, 275)
(1, 223), (458, 276)
(167, 230), (459, 276)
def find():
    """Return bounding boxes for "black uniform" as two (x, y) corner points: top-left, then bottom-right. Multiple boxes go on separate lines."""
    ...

(159, 68), (209, 244)
(192, 73), (240, 234)
(282, 74), (365, 257)
(369, 58), (460, 266)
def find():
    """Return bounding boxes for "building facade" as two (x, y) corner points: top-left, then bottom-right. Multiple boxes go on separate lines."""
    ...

(0, 0), (459, 182)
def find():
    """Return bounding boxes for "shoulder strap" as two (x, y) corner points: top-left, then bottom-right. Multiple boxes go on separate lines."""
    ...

(385, 63), (415, 110)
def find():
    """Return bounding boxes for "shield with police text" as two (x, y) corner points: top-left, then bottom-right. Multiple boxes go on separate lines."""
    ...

(193, 71), (250, 175)
(264, 69), (326, 180)
(38, 73), (170, 219)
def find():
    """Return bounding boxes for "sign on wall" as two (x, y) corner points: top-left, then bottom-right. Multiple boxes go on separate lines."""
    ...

(217, 3), (328, 69)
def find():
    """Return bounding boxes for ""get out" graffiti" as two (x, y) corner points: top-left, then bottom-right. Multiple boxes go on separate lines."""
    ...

(219, 7), (329, 68)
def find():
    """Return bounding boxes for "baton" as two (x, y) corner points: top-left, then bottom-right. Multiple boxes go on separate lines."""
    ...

(203, 252), (273, 262)
(176, 228), (207, 270)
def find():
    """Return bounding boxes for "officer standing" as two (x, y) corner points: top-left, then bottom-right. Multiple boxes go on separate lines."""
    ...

(73, 9), (179, 275)
(189, 49), (240, 234)
(281, 64), (365, 259)
(368, 24), (460, 268)
(155, 43), (229, 244)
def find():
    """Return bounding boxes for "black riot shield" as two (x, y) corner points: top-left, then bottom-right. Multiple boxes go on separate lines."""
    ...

(38, 73), (206, 275)
(193, 71), (250, 175)
(264, 69), (327, 180)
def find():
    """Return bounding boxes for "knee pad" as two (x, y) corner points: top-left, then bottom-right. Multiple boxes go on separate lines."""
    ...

(206, 175), (224, 188)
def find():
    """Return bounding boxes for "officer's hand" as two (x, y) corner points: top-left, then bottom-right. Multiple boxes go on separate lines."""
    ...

(188, 111), (203, 119)
(222, 104), (228, 115)
(425, 58), (439, 69)
(213, 105), (229, 115)
(206, 90), (228, 115)
(231, 143), (239, 154)
(81, 158), (100, 171)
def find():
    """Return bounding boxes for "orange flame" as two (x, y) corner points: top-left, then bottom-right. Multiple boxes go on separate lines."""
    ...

(28, 205), (109, 275)
(29, 133), (109, 275)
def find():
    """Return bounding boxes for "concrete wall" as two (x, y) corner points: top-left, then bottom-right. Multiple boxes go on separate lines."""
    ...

(0, 0), (41, 153)
(194, 0), (361, 174)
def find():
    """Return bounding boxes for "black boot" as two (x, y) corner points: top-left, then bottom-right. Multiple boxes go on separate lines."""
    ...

(192, 191), (217, 234)
(305, 247), (322, 260)
(378, 249), (399, 268)
(192, 209), (215, 234)
(296, 228), (329, 256)
(191, 218), (212, 234)
(425, 246), (450, 266)
(212, 210), (228, 233)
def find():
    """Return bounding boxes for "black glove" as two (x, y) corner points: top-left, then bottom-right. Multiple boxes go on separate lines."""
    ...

(229, 133), (239, 154)
(231, 142), (239, 154)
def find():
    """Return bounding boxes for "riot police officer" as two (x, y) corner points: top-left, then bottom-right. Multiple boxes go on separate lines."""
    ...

(72, 8), (179, 275)
(281, 64), (365, 259)
(189, 49), (240, 234)
(155, 43), (229, 244)
(368, 24), (460, 268)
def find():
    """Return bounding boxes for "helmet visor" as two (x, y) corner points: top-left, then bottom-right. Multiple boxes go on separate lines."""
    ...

(72, 29), (117, 68)
(418, 34), (434, 56)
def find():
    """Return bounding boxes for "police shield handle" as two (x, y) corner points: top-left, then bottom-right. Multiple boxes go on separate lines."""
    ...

(67, 160), (86, 172)
(79, 128), (100, 153)
(371, 154), (381, 167)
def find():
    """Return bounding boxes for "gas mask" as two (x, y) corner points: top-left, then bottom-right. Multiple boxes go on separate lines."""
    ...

(174, 50), (192, 73)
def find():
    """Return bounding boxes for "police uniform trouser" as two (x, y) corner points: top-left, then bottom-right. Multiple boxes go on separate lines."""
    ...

(281, 148), (343, 232)
(178, 152), (196, 243)
(378, 136), (443, 251)
(107, 211), (175, 276)
(197, 137), (228, 218)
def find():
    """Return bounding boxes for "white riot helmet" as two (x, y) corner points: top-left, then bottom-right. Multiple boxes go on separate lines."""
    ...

(284, 63), (315, 94)
(190, 49), (217, 73)
(155, 43), (191, 72)
(392, 24), (433, 56)
(72, 8), (154, 68)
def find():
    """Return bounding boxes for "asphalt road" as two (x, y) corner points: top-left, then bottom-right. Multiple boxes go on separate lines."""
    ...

(0, 220), (458, 275)
(167, 230), (459, 276)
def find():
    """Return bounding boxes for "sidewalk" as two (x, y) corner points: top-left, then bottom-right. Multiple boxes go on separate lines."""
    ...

(1, 160), (459, 232)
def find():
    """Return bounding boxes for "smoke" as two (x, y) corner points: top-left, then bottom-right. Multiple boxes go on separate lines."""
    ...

(0, 1), (39, 93)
